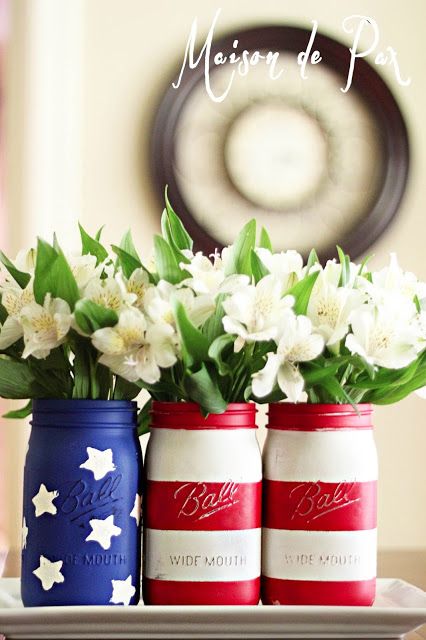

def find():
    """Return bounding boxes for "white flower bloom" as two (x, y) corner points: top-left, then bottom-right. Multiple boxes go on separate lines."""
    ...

(92, 308), (147, 355)
(181, 252), (225, 295)
(359, 254), (426, 306)
(93, 307), (178, 384)
(14, 248), (37, 274)
(222, 275), (294, 352)
(20, 295), (72, 359)
(252, 313), (324, 401)
(83, 275), (136, 311)
(345, 304), (419, 369)
(125, 268), (152, 308)
(307, 272), (364, 346)
(0, 281), (35, 350)
(67, 253), (104, 290)
(255, 248), (304, 292)
(144, 280), (214, 328)
(182, 252), (249, 300)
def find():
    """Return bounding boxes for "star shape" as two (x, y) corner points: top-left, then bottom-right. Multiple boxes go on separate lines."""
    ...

(22, 517), (28, 550)
(79, 447), (116, 480)
(130, 494), (141, 525)
(85, 514), (121, 550)
(110, 575), (136, 606)
(33, 555), (65, 591)
(32, 483), (59, 517)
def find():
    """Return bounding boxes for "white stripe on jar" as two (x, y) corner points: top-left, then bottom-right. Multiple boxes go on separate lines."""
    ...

(144, 528), (261, 582)
(262, 528), (377, 581)
(146, 429), (262, 482)
(264, 430), (378, 483)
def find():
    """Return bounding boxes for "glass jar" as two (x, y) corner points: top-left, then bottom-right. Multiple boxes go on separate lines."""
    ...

(21, 399), (142, 606)
(143, 402), (262, 605)
(262, 403), (377, 606)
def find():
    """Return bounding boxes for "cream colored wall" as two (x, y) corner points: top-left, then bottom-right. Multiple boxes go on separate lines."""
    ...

(3, 0), (426, 562)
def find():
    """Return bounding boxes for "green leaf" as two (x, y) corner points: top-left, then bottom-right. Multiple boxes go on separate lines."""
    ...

(183, 364), (228, 414)
(113, 376), (141, 400)
(111, 245), (144, 280)
(34, 238), (79, 309)
(0, 357), (45, 399)
(120, 230), (141, 262)
(358, 254), (373, 278)
(250, 250), (270, 283)
(72, 342), (90, 399)
(316, 375), (356, 406)
(208, 334), (234, 376)
(306, 248), (319, 272)
(137, 398), (153, 436)
(0, 251), (31, 289)
(163, 189), (193, 251)
(287, 271), (320, 314)
(202, 294), (227, 343)
(74, 299), (118, 335)
(302, 360), (344, 384)
(79, 223), (109, 265)
(154, 235), (187, 284)
(259, 227), (272, 251)
(173, 299), (209, 368)
(3, 399), (32, 419)
(337, 246), (351, 287)
(225, 219), (256, 277)
(95, 226), (105, 242)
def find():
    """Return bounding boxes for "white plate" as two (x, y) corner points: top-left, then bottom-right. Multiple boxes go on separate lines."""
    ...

(0, 578), (426, 639)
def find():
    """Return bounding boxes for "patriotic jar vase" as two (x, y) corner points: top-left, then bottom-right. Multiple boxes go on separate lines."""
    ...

(21, 399), (142, 607)
(143, 402), (262, 605)
(262, 403), (377, 606)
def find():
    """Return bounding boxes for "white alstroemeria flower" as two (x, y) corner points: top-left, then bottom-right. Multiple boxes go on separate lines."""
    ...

(67, 253), (104, 290)
(222, 275), (294, 352)
(181, 252), (225, 295)
(255, 248), (304, 292)
(144, 280), (214, 328)
(93, 308), (178, 384)
(19, 295), (72, 359)
(83, 275), (136, 311)
(252, 313), (324, 401)
(14, 248), (37, 274)
(359, 254), (426, 305)
(307, 273), (364, 346)
(182, 252), (249, 299)
(345, 304), (419, 369)
(0, 281), (35, 350)
(308, 259), (360, 288)
(125, 268), (152, 308)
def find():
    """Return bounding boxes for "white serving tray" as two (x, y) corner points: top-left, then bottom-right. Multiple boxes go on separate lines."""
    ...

(0, 578), (426, 639)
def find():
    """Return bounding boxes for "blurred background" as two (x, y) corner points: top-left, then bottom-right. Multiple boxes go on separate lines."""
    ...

(1, 0), (425, 581)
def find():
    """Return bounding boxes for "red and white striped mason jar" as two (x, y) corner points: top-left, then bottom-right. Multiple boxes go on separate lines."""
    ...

(143, 402), (262, 605)
(262, 403), (378, 606)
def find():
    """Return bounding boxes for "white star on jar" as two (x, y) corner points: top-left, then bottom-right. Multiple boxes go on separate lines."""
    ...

(32, 483), (59, 517)
(33, 555), (65, 591)
(129, 494), (141, 525)
(79, 447), (116, 480)
(85, 514), (121, 550)
(110, 575), (136, 605)
(22, 517), (29, 549)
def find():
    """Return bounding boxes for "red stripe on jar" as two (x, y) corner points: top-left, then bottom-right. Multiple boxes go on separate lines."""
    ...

(267, 403), (373, 430)
(146, 480), (262, 531)
(143, 577), (260, 605)
(261, 576), (376, 606)
(150, 401), (257, 429)
(263, 480), (377, 531)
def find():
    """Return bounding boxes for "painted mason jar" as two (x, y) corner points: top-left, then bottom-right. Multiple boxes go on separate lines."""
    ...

(262, 403), (378, 606)
(21, 399), (142, 606)
(143, 402), (262, 605)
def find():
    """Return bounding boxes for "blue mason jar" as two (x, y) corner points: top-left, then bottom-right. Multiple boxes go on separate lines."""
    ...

(21, 399), (142, 606)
